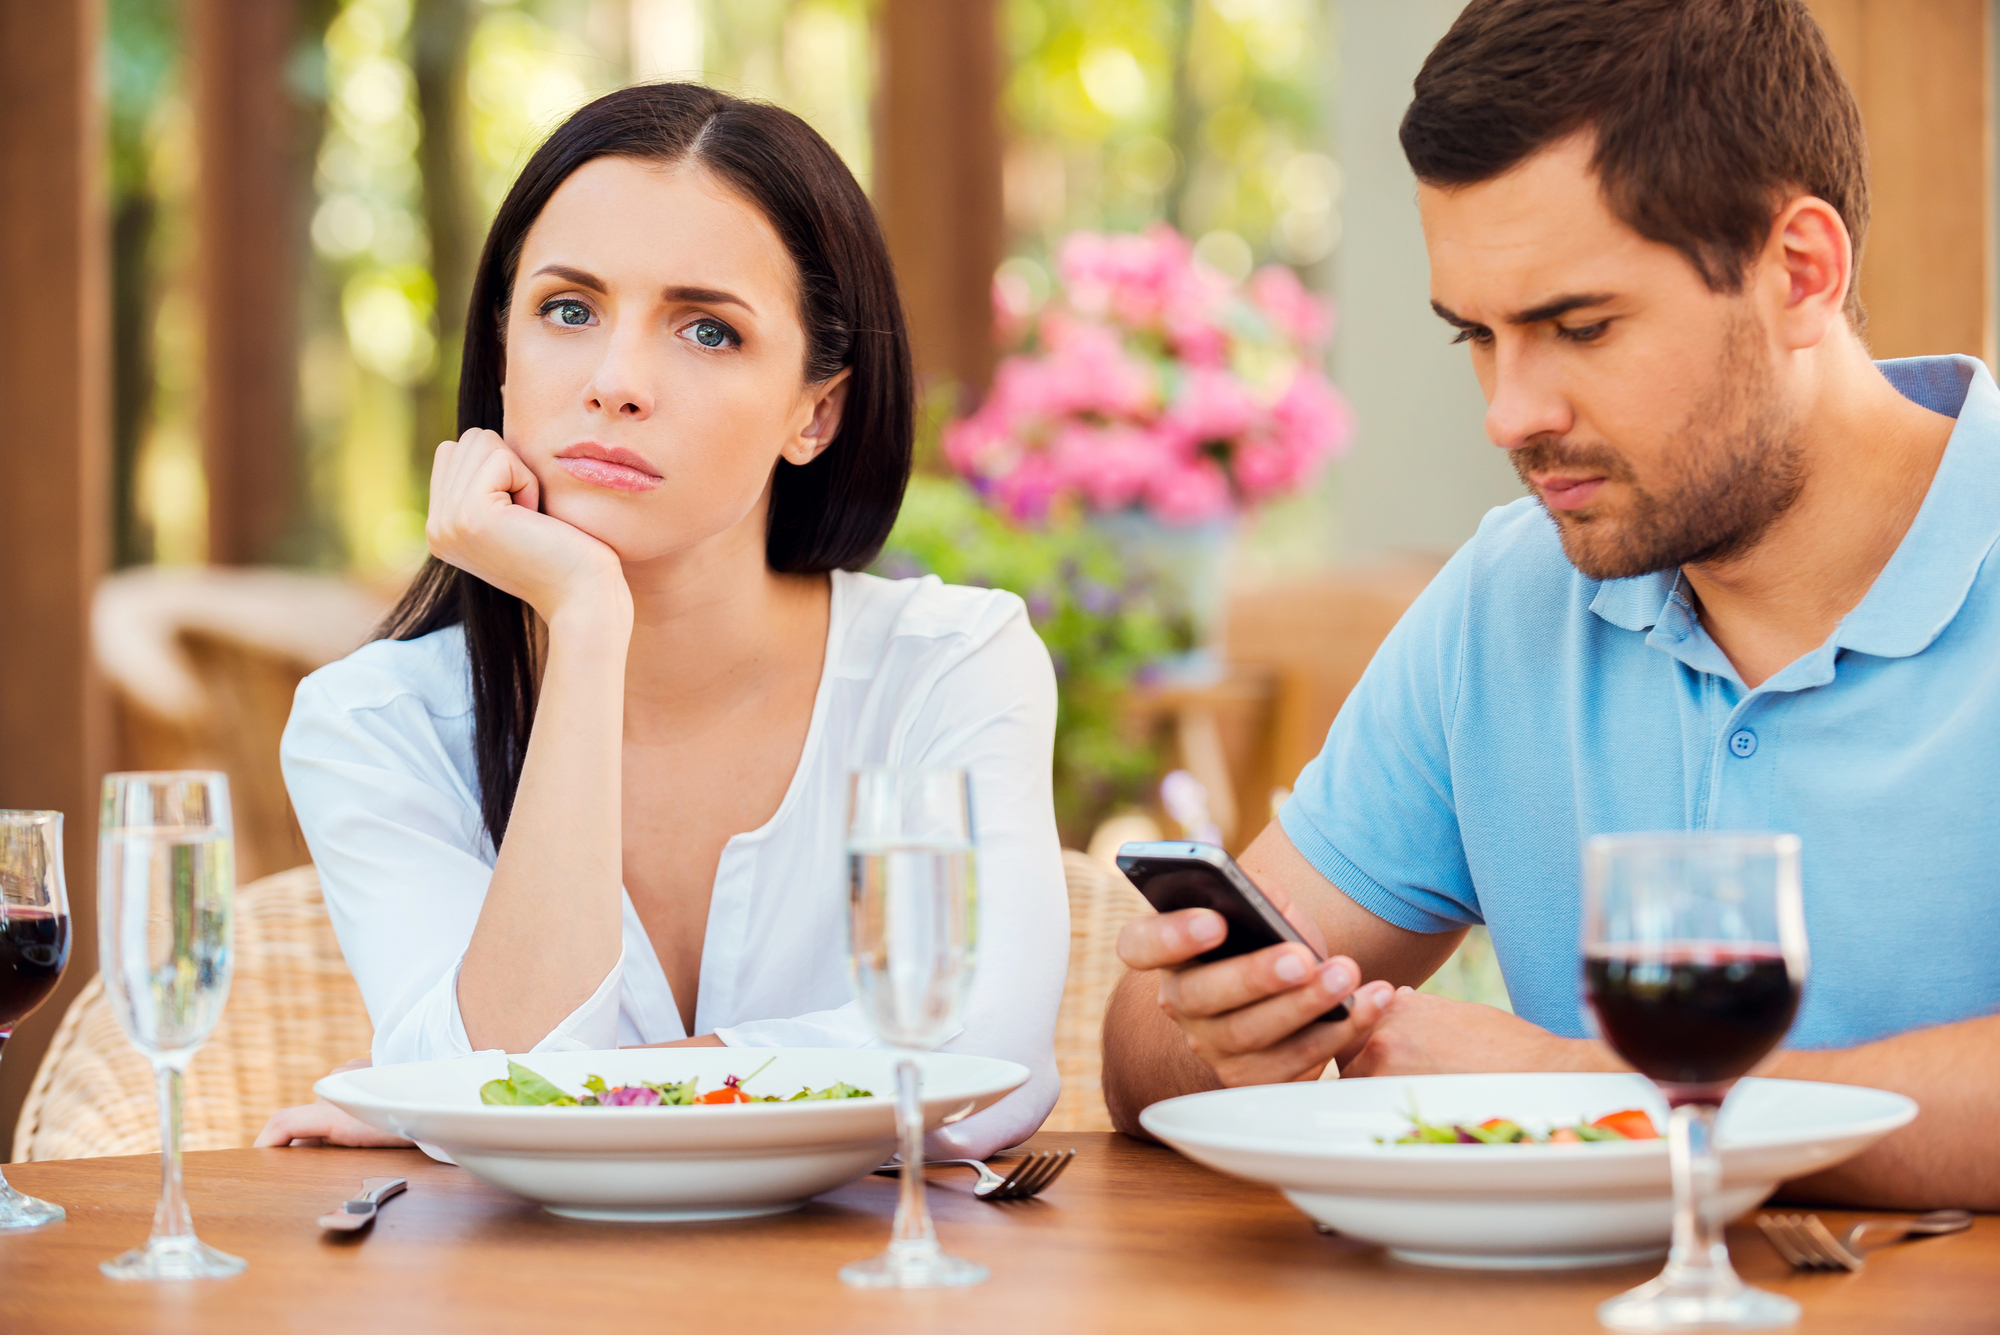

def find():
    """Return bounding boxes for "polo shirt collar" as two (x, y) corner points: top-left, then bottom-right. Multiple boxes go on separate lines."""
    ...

(1834, 355), (2000, 658)
(1588, 355), (2000, 661)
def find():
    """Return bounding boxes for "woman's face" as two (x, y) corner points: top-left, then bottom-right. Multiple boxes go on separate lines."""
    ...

(501, 155), (847, 564)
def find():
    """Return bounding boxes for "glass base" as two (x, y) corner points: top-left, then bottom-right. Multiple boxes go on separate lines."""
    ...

(100, 1236), (247, 1282)
(1597, 1273), (1800, 1332)
(840, 1241), (989, 1290)
(0, 1181), (64, 1231)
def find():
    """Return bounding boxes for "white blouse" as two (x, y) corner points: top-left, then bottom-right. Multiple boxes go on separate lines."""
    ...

(281, 570), (1068, 1156)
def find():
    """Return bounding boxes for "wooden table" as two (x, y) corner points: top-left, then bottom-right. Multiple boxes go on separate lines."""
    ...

(1, 1132), (1992, 1334)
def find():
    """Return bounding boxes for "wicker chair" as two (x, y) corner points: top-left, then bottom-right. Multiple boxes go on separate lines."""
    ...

(1045, 849), (1151, 1133)
(13, 866), (372, 1161)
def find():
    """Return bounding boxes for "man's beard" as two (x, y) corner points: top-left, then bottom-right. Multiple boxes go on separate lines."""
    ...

(1512, 317), (1806, 582)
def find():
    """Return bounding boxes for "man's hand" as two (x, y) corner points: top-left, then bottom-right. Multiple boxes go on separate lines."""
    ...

(1338, 987), (1615, 1077)
(1116, 899), (1397, 1086)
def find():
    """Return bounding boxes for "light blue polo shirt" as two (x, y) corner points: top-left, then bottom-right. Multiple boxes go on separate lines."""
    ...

(1282, 354), (2000, 1049)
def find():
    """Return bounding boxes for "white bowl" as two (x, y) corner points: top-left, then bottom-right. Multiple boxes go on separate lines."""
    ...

(318, 1048), (1028, 1222)
(1139, 1072), (1915, 1269)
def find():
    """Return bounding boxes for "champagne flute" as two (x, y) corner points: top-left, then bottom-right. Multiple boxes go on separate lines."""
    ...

(0, 811), (72, 1229)
(840, 766), (985, 1289)
(1583, 832), (1808, 1332)
(97, 772), (245, 1281)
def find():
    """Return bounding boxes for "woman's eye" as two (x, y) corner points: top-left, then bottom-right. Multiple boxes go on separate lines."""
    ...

(541, 299), (593, 327)
(683, 318), (738, 349)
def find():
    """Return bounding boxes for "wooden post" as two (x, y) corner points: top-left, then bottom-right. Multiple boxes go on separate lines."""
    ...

(1807, 0), (1994, 363)
(876, 0), (1005, 404)
(0, 0), (111, 1156)
(192, 0), (304, 564)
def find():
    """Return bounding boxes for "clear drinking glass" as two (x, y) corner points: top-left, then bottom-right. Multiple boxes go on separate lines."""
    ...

(0, 811), (73, 1229)
(840, 766), (985, 1289)
(97, 772), (245, 1280)
(1583, 832), (1809, 1332)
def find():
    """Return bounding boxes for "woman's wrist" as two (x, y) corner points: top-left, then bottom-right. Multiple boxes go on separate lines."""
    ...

(545, 572), (634, 642)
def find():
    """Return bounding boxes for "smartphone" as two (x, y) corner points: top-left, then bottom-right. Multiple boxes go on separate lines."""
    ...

(1115, 841), (1349, 1023)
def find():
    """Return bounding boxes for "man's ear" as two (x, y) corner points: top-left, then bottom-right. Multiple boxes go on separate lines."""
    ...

(1765, 194), (1853, 351)
(784, 367), (853, 466)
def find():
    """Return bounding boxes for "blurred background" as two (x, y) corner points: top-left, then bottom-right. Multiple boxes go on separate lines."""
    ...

(1, 0), (1990, 1147)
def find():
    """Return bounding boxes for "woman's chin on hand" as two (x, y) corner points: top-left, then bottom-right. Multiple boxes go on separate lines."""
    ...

(426, 426), (629, 624)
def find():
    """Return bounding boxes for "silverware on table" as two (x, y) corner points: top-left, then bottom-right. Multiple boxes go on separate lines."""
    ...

(1757, 1208), (1972, 1271)
(873, 1150), (1075, 1201)
(317, 1176), (408, 1233)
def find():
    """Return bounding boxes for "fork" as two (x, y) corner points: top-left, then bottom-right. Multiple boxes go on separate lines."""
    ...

(1757, 1208), (1972, 1271)
(873, 1150), (1075, 1201)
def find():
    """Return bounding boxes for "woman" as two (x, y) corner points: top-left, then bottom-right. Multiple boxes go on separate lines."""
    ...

(263, 84), (1066, 1158)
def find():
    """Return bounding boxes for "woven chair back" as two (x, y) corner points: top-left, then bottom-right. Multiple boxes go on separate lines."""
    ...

(1046, 849), (1150, 1133)
(13, 865), (372, 1161)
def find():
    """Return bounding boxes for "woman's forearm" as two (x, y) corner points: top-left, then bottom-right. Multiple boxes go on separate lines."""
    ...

(457, 590), (633, 1051)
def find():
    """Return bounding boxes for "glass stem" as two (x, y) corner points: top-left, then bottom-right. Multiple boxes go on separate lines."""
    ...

(0, 1034), (13, 1194)
(149, 1062), (195, 1246)
(1661, 1100), (1738, 1290)
(890, 1055), (938, 1256)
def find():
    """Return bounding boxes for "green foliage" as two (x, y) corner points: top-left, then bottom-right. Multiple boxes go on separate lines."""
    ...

(874, 474), (1186, 844)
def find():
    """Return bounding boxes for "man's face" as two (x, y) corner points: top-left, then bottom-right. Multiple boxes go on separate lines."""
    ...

(1418, 134), (1803, 581)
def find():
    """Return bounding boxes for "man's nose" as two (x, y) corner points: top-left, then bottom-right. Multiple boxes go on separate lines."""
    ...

(1483, 348), (1572, 452)
(584, 331), (656, 420)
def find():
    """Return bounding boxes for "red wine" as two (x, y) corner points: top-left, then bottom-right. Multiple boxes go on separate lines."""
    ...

(1584, 944), (1799, 1095)
(0, 907), (70, 1036)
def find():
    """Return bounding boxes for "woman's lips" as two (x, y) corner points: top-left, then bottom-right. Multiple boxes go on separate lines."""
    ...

(554, 444), (662, 493)
(1536, 475), (1606, 511)
(556, 456), (661, 492)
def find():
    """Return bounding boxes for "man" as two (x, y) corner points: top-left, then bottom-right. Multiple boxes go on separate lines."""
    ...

(1103, 0), (2000, 1210)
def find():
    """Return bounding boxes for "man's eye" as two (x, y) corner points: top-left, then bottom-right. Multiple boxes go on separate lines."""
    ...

(541, 300), (592, 327)
(683, 318), (738, 349)
(1559, 321), (1610, 343)
(1451, 327), (1493, 347)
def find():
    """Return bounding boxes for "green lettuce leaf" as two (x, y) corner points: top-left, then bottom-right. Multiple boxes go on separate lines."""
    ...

(479, 1061), (580, 1106)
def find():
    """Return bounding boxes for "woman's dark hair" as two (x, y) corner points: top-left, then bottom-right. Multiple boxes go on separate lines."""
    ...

(378, 83), (914, 848)
(1400, 0), (1868, 322)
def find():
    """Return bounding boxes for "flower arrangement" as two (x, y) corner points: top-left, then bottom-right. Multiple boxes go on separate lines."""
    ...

(874, 473), (1183, 843)
(943, 224), (1353, 527)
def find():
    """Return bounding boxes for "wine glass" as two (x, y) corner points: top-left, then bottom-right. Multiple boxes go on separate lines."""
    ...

(1583, 832), (1808, 1332)
(97, 772), (245, 1281)
(0, 811), (73, 1230)
(839, 766), (984, 1289)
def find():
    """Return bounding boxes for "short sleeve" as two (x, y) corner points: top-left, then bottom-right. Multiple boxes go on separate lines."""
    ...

(1279, 540), (1481, 933)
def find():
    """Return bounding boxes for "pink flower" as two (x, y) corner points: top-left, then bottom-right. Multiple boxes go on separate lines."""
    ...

(1145, 457), (1233, 524)
(1165, 367), (1260, 446)
(1050, 421), (1164, 511)
(1248, 265), (1333, 351)
(989, 449), (1067, 525)
(1271, 367), (1354, 467)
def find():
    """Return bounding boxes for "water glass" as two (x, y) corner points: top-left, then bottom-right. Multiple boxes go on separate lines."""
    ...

(1583, 832), (1809, 1332)
(840, 766), (984, 1289)
(0, 811), (72, 1229)
(98, 771), (245, 1280)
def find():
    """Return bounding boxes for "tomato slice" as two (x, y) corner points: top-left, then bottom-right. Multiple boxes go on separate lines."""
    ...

(1591, 1108), (1661, 1140)
(698, 1087), (748, 1104)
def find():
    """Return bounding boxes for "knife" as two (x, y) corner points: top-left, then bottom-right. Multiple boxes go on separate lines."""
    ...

(317, 1176), (407, 1232)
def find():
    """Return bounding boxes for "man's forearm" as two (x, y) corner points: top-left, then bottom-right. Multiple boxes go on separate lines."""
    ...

(1765, 1013), (2000, 1210)
(1101, 969), (1221, 1137)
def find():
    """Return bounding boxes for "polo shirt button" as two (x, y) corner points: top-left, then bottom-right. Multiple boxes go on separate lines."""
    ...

(1729, 729), (1758, 758)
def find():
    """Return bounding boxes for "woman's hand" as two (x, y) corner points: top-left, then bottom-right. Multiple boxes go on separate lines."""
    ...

(252, 1058), (413, 1149)
(426, 428), (629, 625)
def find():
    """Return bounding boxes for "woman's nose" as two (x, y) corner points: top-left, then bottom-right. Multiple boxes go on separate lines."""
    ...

(583, 335), (655, 420)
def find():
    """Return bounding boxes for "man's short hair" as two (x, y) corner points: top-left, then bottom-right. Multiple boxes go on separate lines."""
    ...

(1400, 0), (1869, 322)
